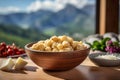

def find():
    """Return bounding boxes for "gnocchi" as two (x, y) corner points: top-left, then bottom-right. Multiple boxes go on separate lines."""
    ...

(30, 35), (87, 52)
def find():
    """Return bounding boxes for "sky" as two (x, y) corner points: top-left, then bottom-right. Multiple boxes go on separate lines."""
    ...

(0, 0), (95, 14)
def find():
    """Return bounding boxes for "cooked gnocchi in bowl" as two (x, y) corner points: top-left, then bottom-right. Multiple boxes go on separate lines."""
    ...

(25, 35), (89, 71)
(30, 35), (87, 52)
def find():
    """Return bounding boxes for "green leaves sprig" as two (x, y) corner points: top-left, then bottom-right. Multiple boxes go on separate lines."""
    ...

(86, 37), (111, 51)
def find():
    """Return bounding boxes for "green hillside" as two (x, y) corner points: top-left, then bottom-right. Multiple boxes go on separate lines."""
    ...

(0, 24), (50, 48)
(0, 31), (31, 47)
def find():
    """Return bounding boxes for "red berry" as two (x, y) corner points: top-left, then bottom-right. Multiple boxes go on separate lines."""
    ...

(0, 42), (6, 47)
(14, 47), (19, 52)
(0, 51), (3, 57)
(19, 49), (25, 54)
(7, 48), (14, 55)
(16, 51), (21, 55)
(6, 45), (11, 49)
(0, 46), (5, 51)
(3, 52), (7, 57)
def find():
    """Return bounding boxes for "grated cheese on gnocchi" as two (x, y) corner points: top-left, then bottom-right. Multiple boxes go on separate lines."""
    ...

(30, 35), (87, 52)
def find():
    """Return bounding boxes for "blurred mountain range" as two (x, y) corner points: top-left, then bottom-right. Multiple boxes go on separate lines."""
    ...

(0, 4), (95, 31)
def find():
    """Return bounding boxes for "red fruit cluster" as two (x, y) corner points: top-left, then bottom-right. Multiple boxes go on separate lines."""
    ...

(0, 42), (25, 57)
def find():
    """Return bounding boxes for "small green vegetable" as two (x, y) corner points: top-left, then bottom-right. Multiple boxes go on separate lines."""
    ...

(86, 37), (111, 51)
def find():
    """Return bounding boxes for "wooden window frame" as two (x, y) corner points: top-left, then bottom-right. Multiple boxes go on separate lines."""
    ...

(96, 0), (119, 35)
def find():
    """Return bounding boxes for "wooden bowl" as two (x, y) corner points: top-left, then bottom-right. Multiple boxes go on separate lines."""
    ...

(25, 42), (90, 71)
(89, 53), (120, 67)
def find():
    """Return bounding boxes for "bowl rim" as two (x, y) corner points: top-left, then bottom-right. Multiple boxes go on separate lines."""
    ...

(25, 42), (90, 53)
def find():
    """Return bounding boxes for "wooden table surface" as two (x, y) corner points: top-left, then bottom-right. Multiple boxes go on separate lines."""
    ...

(0, 57), (120, 80)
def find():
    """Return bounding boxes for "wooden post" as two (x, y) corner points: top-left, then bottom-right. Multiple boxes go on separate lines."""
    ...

(96, 0), (119, 35)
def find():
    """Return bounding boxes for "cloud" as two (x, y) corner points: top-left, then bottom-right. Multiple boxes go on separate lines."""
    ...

(0, 0), (92, 14)
(27, 0), (42, 12)
(0, 6), (20, 14)
(56, 0), (88, 8)
(27, 0), (89, 12)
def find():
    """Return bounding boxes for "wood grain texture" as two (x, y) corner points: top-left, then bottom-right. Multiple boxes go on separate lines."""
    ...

(0, 58), (120, 80)
(96, 0), (119, 35)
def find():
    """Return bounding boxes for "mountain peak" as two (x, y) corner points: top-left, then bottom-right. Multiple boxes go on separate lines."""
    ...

(64, 4), (80, 11)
